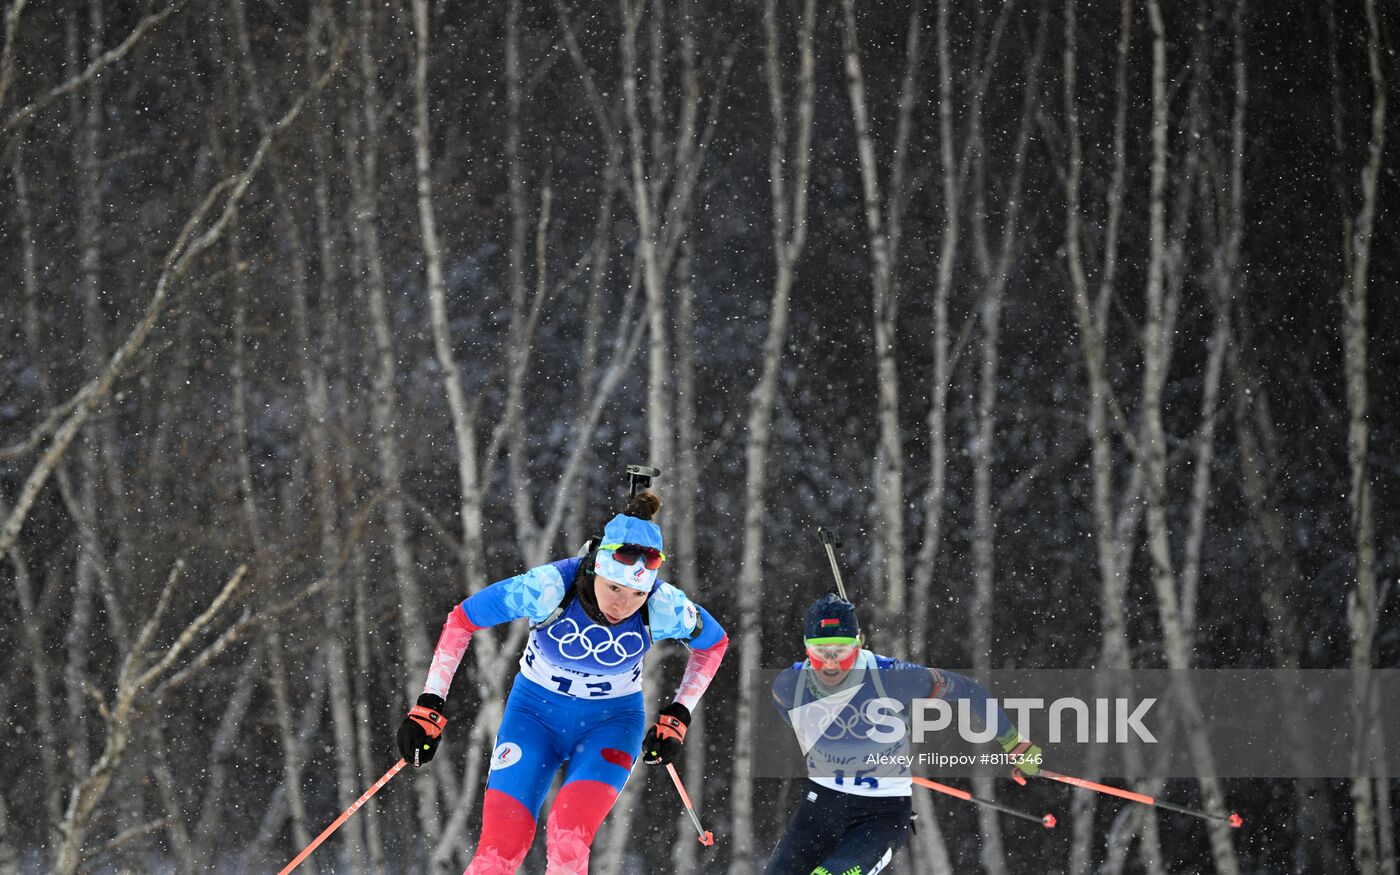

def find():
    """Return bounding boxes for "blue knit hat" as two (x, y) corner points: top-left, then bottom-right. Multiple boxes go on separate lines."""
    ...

(805, 593), (861, 642)
(593, 513), (664, 592)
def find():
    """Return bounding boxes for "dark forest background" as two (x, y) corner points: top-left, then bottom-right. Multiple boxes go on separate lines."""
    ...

(0, 0), (1396, 872)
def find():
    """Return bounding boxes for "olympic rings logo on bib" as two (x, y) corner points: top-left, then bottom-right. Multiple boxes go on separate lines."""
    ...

(546, 617), (645, 666)
(807, 704), (878, 741)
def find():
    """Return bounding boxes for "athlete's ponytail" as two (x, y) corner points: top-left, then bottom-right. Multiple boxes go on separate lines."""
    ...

(623, 491), (661, 521)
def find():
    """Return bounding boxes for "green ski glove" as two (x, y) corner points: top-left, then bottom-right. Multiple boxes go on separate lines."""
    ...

(996, 727), (1043, 779)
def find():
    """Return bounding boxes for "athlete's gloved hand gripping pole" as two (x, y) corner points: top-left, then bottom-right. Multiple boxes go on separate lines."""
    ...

(397, 693), (449, 767)
(996, 726), (1043, 783)
(643, 701), (690, 765)
(641, 700), (717, 845)
(280, 694), (450, 870)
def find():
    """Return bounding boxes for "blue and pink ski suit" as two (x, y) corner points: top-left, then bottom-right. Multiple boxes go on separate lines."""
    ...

(419, 556), (728, 874)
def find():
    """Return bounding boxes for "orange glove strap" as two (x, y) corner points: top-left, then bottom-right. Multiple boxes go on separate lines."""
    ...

(408, 705), (448, 739)
(655, 713), (687, 743)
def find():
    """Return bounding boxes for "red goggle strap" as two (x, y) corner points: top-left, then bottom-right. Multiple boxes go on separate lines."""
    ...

(408, 705), (448, 739)
(655, 713), (687, 742)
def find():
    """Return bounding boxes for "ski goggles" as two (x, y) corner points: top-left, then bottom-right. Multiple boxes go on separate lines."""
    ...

(599, 542), (666, 571)
(804, 637), (860, 672)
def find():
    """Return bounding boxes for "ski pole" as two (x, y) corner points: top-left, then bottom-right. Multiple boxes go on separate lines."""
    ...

(666, 763), (716, 846)
(278, 759), (408, 874)
(817, 527), (849, 602)
(912, 777), (1057, 828)
(1036, 769), (1243, 828)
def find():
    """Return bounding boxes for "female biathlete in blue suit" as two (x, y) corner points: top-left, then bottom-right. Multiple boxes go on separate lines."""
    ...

(396, 492), (728, 873)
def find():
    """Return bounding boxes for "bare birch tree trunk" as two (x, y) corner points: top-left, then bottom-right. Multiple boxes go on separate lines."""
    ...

(965, 16), (1040, 872)
(910, 0), (961, 673)
(348, 0), (439, 845)
(1200, 7), (1348, 865)
(501, 0), (542, 555)
(913, 0), (1016, 687)
(240, 652), (329, 873)
(410, 0), (484, 672)
(1330, 0), (1387, 870)
(64, 0), (105, 790)
(408, 1), (511, 866)
(729, 0), (815, 868)
(81, 0), (133, 660)
(969, 241), (1011, 875)
(307, 7), (385, 868)
(266, 629), (312, 850)
(297, 158), (369, 868)
(596, 9), (670, 866)
(352, 562), (392, 873)
(1, 500), (62, 864)
(53, 7), (142, 844)
(554, 0), (629, 551)
(616, 0), (720, 481)
(228, 214), (262, 545)
(11, 144), (64, 853)
(599, 3), (726, 867)
(838, 0), (917, 651)
(191, 645), (263, 861)
(1138, 6), (1239, 873)
(1060, 1), (1164, 871)
(621, 0), (673, 479)
(670, 233), (708, 871)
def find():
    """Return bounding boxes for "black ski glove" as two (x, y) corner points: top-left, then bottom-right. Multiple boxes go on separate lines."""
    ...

(397, 693), (448, 767)
(642, 702), (691, 766)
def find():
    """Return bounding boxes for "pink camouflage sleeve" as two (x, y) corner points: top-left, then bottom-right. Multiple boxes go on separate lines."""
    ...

(673, 633), (729, 711)
(422, 604), (483, 700)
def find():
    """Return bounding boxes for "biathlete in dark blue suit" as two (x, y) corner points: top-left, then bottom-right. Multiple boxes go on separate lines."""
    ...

(765, 594), (1041, 875)
(396, 491), (728, 874)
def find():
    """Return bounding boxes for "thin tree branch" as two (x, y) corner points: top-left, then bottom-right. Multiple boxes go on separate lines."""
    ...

(2, 1), (185, 138)
(0, 42), (345, 568)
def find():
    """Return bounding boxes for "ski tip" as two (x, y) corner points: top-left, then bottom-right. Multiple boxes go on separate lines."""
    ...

(1228, 812), (1243, 829)
(1011, 771), (1027, 786)
(1042, 813), (1057, 829)
(699, 831), (716, 846)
